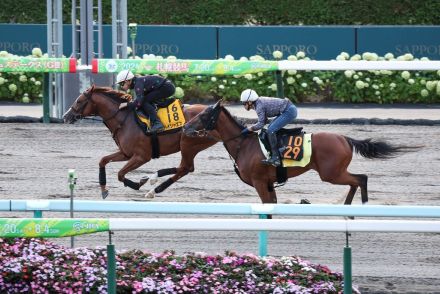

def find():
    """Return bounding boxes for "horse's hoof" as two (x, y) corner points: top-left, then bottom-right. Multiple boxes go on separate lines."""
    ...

(102, 190), (109, 199)
(145, 190), (155, 199)
(149, 178), (159, 185)
(149, 173), (159, 185)
(299, 199), (311, 204)
(139, 176), (149, 187)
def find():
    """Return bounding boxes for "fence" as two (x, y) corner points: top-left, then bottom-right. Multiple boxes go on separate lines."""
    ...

(2, 199), (440, 294)
(2, 56), (439, 121)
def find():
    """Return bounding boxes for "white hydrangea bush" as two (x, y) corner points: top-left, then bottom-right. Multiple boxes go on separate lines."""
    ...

(0, 48), (45, 103)
(3, 48), (438, 104)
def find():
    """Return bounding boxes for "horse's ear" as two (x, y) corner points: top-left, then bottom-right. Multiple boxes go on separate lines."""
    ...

(90, 84), (95, 91)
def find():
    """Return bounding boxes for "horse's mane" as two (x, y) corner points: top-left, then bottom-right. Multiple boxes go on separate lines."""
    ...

(220, 105), (245, 130)
(91, 86), (132, 103)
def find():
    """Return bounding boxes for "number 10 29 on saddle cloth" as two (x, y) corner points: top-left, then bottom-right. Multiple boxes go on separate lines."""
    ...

(258, 133), (312, 167)
(280, 133), (312, 167)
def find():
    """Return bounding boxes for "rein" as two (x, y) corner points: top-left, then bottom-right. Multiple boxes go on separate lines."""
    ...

(196, 105), (248, 166)
(73, 89), (131, 140)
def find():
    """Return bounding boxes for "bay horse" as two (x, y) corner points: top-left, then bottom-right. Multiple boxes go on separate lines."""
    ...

(63, 85), (217, 199)
(183, 100), (416, 205)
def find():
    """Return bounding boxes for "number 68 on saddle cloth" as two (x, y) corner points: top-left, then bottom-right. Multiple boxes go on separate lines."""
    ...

(137, 99), (186, 131)
(259, 133), (313, 167)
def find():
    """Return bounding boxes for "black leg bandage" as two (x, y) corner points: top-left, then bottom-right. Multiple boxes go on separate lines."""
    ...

(157, 168), (178, 177)
(154, 178), (174, 193)
(99, 167), (106, 186)
(123, 178), (140, 190)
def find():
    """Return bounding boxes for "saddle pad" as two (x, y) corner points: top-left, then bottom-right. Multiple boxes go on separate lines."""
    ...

(137, 99), (186, 131)
(258, 133), (312, 167)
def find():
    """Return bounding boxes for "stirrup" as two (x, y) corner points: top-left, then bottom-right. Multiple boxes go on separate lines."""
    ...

(261, 157), (281, 167)
(150, 122), (164, 132)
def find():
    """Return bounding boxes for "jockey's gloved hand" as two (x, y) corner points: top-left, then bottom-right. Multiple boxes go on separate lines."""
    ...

(241, 128), (250, 136)
(119, 102), (136, 110)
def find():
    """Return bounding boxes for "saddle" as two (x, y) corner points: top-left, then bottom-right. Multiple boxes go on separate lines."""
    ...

(258, 127), (312, 168)
(134, 98), (186, 135)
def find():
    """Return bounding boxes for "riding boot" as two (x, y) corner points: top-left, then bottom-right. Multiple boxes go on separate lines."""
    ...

(261, 132), (281, 167)
(143, 102), (164, 132)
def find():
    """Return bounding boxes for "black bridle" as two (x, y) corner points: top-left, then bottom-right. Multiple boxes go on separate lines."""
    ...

(69, 89), (122, 124)
(196, 105), (244, 143)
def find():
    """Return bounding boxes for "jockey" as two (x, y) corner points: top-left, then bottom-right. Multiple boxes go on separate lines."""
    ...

(116, 69), (176, 132)
(240, 89), (298, 167)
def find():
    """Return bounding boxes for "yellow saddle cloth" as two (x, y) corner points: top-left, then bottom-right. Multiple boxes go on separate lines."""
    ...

(136, 99), (186, 132)
(259, 133), (313, 167)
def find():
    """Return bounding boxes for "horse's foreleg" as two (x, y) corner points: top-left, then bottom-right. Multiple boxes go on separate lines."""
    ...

(99, 151), (128, 199)
(117, 155), (148, 192)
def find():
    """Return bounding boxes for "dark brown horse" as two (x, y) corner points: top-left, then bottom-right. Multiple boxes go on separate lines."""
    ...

(183, 101), (416, 205)
(63, 85), (216, 199)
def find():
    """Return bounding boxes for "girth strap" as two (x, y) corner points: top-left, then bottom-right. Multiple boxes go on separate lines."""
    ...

(151, 132), (160, 159)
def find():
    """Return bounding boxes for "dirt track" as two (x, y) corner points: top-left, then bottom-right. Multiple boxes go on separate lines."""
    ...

(1, 122), (440, 294)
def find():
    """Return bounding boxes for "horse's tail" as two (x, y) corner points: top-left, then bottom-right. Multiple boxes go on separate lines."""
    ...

(344, 136), (420, 159)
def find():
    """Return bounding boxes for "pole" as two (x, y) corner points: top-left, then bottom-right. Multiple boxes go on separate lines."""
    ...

(128, 23), (137, 59)
(43, 74), (50, 123)
(107, 231), (116, 294)
(258, 214), (268, 256)
(68, 169), (77, 248)
(343, 231), (352, 294)
(275, 70), (284, 98)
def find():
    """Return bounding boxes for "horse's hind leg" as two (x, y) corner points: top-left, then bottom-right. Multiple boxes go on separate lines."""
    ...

(145, 160), (192, 198)
(344, 185), (358, 205)
(146, 140), (216, 198)
(148, 168), (178, 185)
(99, 150), (128, 199)
(319, 170), (368, 204)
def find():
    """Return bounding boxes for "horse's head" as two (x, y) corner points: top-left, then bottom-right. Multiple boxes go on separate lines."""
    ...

(63, 85), (97, 124)
(183, 100), (222, 137)
(63, 85), (130, 124)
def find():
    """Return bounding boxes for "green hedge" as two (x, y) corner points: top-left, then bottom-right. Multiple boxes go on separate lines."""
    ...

(1, 0), (440, 25)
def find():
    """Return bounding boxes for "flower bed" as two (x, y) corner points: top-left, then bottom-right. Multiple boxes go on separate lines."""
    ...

(0, 238), (346, 293)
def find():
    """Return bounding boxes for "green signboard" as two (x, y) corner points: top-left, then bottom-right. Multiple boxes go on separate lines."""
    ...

(0, 218), (109, 238)
(358, 26), (440, 60)
(219, 26), (356, 60)
(0, 57), (76, 73)
(92, 58), (278, 75)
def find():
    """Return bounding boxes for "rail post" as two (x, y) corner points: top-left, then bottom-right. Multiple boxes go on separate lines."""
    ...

(107, 231), (116, 294)
(33, 210), (42, 218)
(68, 169), (77, 248)
(343, 231), (352, 294)
(258, 214), (268, 256)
